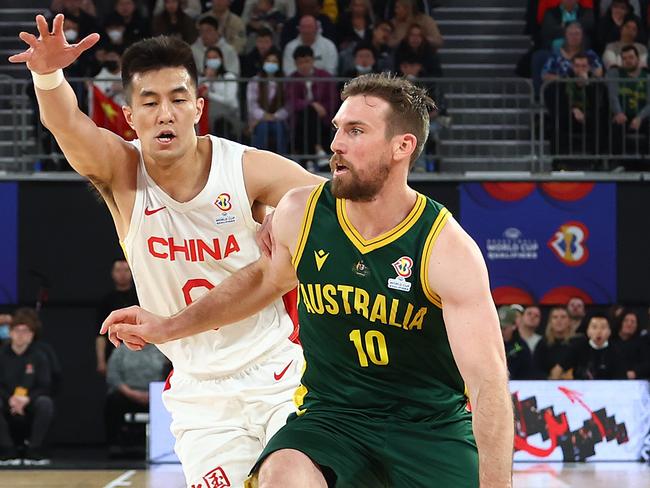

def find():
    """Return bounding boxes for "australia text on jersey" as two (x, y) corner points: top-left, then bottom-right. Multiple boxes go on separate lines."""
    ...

(298, 283), (428, 331)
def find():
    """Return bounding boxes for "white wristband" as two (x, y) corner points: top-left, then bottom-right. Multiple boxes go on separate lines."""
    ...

(31, 69), (64, 91)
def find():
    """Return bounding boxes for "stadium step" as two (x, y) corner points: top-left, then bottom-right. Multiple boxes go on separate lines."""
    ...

(434, 7), (526, 21)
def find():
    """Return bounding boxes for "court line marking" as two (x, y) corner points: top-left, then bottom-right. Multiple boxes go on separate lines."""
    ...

(103, 470), (137, 488)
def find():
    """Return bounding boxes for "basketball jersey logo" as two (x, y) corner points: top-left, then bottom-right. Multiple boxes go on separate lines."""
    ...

(215, 193), (232, 212)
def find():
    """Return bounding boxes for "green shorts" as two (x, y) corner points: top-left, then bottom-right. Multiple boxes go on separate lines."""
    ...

(250, 410), (478, 488)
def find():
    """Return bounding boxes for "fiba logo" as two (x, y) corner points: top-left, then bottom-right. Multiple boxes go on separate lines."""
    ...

(392, 256), (414, 278)
(547, 221), (589, 266)
(214, 193), (232, 212)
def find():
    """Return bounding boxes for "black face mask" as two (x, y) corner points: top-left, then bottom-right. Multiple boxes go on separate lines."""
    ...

(104, 61), (119, 72)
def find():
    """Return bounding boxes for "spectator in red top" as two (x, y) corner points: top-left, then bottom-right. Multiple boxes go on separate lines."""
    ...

(286, 45), (337, 168)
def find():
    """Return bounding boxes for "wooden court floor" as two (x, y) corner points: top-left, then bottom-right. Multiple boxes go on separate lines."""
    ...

(0, 462), (649, 487)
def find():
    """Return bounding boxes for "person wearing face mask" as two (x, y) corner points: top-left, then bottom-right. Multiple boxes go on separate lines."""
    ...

(198, 47), (241, 139)
(247, 51), (289, 153)
(93, 48), (126, 106)
(341, 42), (377, 80)
(103, 0), (150, 48)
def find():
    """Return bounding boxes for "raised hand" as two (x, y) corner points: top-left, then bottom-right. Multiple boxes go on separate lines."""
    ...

(8, 14), (99, 74)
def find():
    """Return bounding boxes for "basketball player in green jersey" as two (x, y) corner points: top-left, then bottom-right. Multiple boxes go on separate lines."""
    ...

(104, 73), (514, 487)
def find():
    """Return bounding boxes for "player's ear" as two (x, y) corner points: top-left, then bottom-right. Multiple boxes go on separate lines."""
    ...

(123, 105), (135, 130)
(194, 96), (204, 125)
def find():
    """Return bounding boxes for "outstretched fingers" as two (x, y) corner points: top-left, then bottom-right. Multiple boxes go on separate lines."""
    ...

(52, 13), (64, 37)
(35, 14), (51, 39)
(74, 33), (101, 54)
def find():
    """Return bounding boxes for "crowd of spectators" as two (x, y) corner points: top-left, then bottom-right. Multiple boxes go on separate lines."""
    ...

(39, 0), (447, 170)
(499, 297), (650, 381)
(523, 0), (650, 169)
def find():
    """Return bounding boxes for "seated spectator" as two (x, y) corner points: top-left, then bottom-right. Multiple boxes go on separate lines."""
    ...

(247, 51), (289, 153)
(540, 0), (595, 50)
(283, 15), (338, 76)
(192, 16), (241, 76)
(95, 258), (138, 377)
(51, 0), (97, 18)
(244, 0), (287, 47)
(338, 19), (394, 76)
(342, 42), (378, 79)
(598, 0), (644, 51)
(242, 27), (278, 77)
(151, 0), (202, 19)
(287, 45), (337, 168)
(606, 45), (650, 156)
(336, 0), (375, 51)
(93, 47), (126, 106)
(388, 0), (443, 49)
(534, 306), (574, 379)
(612, 311), (650, 378)
(603, 17), (647, 69)
(199, 0), (247, 55)
(567, 296), (588, 334)
(519, 305), (544, 354)
(61, 16), (97, 77)
(105, 344), (168, 454)
(599, 0), (642, 19)
(52, 0), (100, 39)
(199, 47), (241, 139)
(561, 316), (625, 379)
(151, 0), (199, 44)
(280, 0), (337, 48)
(537, 22), (603, 94)
(103, 0), (150, 48)
(0, 313), (11, 346)
(242, 0), (296, 23)
(394, 23), (443, 77)
(373, 0), (439, 21)
(0, 314), (54, 464)
(500, 305), (535, 380)
(545, 54), (608, 169)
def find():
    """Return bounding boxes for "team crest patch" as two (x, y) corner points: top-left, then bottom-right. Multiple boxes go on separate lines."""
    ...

(202, 466), (231, 488)
(214, 193), (236, 225)
(388, 256), (413, 292)
(215, 193), (232, 211)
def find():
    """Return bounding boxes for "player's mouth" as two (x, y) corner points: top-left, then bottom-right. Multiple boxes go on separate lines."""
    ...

(155, 129), (177, 145)
(331, 155), (351, 176)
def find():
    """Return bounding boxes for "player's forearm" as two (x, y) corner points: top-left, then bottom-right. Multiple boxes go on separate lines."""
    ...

(167, 259), (293, 341)
(35, 78), (87, 134)
(470, 373), (514, 487)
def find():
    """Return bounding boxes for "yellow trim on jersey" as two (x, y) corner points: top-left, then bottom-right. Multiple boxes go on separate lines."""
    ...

(336, 193), (427, 254)
(292, 183), (325, 269)
(419, 208), (451, 309)
(293, 358), (309, 416)
(119, 242), (129, 262)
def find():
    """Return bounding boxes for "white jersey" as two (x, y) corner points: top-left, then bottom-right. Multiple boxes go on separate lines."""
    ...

(122, 135), (295, 379)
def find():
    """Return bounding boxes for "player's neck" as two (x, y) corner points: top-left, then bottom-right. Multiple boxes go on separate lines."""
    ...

(344, 180), (417, 241)
(143, 136), (210, 202)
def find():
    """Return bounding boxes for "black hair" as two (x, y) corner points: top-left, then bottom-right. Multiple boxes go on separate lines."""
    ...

(121, 36), (199, 103)
(293, 44), (314, 60)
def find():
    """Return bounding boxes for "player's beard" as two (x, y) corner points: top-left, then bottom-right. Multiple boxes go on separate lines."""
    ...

(330, 153), (391, 201)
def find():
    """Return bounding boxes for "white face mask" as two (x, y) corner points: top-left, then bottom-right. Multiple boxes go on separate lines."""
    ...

(107, 29), (124, 43)
(355, 64), (372, 74)
(64, 29), (78, 42)
(206, 58), (222, 70)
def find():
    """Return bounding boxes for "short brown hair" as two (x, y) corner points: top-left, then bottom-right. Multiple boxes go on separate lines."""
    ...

(341, 73), (435, 167)
(11, 308), (41, 337)
(121, 36), (199, 104)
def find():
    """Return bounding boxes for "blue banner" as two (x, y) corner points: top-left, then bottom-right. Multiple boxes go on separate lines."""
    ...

(460, 183), (616, 305)
(0, 182), (17, 305)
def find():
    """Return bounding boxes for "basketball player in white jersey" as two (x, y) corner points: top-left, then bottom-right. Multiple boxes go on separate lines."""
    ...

(10, 14), (324, 487)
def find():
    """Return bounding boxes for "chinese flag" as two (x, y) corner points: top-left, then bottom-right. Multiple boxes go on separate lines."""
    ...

(90, 85), (136, 140)
(197, 96), (210, 135)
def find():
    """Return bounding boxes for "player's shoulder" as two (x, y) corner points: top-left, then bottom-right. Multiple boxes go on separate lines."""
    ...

(279, 183), (324, 213)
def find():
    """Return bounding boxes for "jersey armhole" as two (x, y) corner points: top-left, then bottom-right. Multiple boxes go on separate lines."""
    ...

(419, 207), (451, 309)
(291, 183), (325, 269)
(121, 144), (146, 258)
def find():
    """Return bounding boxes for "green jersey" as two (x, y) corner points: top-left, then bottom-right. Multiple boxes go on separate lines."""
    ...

(292, 181), (470, 421)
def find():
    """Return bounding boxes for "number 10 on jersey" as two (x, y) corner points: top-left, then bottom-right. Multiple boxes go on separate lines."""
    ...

(349, 329), (389, 367)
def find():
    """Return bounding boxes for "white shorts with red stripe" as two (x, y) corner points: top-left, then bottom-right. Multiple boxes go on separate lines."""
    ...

(162, 339), (304, 488)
